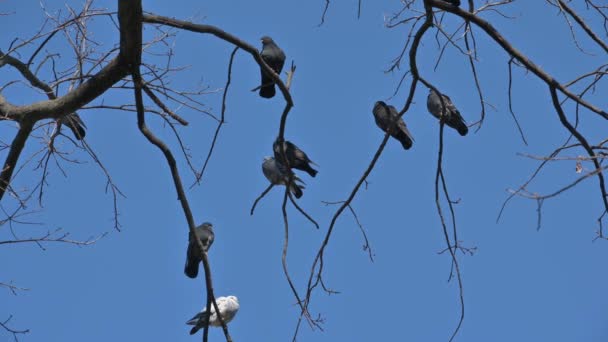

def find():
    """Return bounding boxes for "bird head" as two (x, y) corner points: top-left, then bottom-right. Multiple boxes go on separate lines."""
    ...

(373, 101), (388, 112)
(260, 36), (273, 44)
(263, 156), (273, 162)
(201, 222), (213, 229)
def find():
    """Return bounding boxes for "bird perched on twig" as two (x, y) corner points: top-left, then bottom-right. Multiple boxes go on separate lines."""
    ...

(259, 36), (286, 99)
(262, 156), (305, 198)
(62, 113), (86, 140)
(186, 295), (240, 335)
(273, 138), (318, 177)
(426, 89), (468, 136)
(184, 222), (214, 279)
(372, 101), (414, 150)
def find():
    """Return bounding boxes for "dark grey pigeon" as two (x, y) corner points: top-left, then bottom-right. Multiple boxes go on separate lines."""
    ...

(63, 113), (86, 140)
(184, 222), (214, 279)
(273, 138), (318, 177)
(372, 101), (414, 150)
(262, 156), (305, 198)
(259, 36), (286, 99)
(427, 89), (468, 136)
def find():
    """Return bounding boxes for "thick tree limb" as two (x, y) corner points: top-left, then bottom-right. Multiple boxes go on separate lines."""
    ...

(0, 123), (33, 201)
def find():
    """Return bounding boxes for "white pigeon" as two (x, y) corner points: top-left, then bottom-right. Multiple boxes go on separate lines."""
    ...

(186, 295), (240, 335)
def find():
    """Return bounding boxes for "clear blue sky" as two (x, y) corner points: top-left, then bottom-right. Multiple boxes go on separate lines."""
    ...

(1, 1), (607, 341)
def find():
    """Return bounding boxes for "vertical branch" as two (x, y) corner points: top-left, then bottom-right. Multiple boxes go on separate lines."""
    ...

(0, 122), (34, 202)
(506, 58), (529, 145)
(434, 123), (465, 342)
(124, 2), (230, 340)
(133, 71), (232, 342)
(193, 47), (238, 185)
(549, 86), (608, 236)
(276, 63), (296, 146)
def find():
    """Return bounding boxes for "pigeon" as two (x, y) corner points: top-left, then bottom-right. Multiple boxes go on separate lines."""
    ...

(273, 138), (318, 177)
(259, 36), (286, 99)
(372, 101), (414, 150)
(184, 222), (215, 279)
(426, 89), (468, 136)
(63, 113), (86, 140)
(186, 295), (240, 335)
(262, 156), (305, 198)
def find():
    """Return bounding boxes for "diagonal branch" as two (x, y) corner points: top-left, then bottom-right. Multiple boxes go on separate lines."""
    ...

(193, 47), (238, 186)
(557, 0), (608, 53)
(428, 0), (608, 119)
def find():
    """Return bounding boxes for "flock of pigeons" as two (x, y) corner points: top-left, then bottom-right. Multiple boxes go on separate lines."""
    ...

(257, 35), (469, 199)
(181, 28), (469, 335)
(259, 36), (318, 199)
(373, 88), (469, 152)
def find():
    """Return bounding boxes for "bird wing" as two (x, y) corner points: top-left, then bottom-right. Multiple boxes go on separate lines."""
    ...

(290, 144), (311, 163)
(441, 94), (460, 116)
(396, 118), (414, 141)
(388, 105), (414, 140)
(186, 309), (208, 325)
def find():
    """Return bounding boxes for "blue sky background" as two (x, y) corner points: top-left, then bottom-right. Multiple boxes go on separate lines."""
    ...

(1, 1), (608, 341)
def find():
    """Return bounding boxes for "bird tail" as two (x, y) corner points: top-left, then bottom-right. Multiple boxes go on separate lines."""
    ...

(187, 312), (209, 335)
(184, 246), (199, 279)
(395, 132), (413, 150)
(189, 326), (201, 335)
(291, 184), (304, 199)
(289, 177), (305, 198)
(64, 113), (86, 140)
(260, 85), (276, 98)
(453, 120), (468, 136)
(304, 165), (318, 177)
(259, 72), (276, 98)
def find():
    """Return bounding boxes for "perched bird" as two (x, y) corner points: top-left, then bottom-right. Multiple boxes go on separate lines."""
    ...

(372, 101), (414, 150)
(262, 156), (305, 198)
(186, 295), (240, 335)
(273, 138), (318, 177)
(259, 36), (286, 99)
(184, 222), (215, 279)
(63, 113), (86, 140)
(426, 89), (468, 136)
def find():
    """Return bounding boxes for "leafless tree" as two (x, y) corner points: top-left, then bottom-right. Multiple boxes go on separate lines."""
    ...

(0, 0), (305, 340)
(300, 0), (608, 341)
(1, 0), (607, 341)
